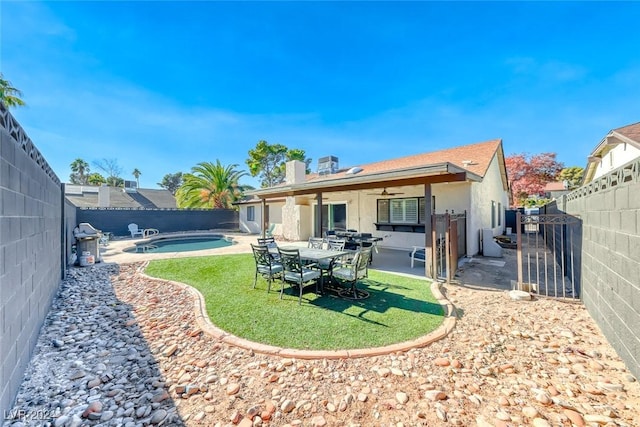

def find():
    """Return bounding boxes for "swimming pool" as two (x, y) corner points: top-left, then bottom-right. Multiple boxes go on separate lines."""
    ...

(125, 234), (233, 254)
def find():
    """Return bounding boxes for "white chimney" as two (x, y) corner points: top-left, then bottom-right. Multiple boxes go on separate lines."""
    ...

(286, 160), (306, 185)
(98, 185), (110, 207)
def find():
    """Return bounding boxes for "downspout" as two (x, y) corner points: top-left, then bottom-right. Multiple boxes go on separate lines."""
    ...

(261, 198), (268, 238)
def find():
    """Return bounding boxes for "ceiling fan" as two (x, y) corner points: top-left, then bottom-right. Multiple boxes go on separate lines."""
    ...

(367, 188), (404, 196)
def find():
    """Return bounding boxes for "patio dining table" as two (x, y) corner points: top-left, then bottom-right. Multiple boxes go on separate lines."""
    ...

(271, 246), (351, 294)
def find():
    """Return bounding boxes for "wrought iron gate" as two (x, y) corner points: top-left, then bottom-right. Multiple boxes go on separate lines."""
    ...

(515, 212), (581, 299)
(432, 212), (467, 282)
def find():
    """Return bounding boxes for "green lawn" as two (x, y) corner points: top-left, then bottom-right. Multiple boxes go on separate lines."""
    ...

(144, 254), (445, 350)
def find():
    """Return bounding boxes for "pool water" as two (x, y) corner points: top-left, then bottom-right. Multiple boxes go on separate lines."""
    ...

(127, 236), (233, 254)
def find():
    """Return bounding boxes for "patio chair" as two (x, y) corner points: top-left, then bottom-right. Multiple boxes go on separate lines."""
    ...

(128, 223), (144, 238)
(410, 246), (426, 268)
(333, 248), (372, 300)
(258, 236), (279, 260)
(277, 247), (321, 305)
(307, 237), (324, 249)
(251, 244), (283, 292)
(317, 238), (347, 289)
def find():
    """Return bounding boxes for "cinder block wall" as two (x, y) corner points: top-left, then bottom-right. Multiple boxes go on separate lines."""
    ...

(552, 163), (640, 380)
(0, 104), (63, 416)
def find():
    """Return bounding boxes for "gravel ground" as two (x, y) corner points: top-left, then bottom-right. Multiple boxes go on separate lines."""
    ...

(4, 262), (639, 427)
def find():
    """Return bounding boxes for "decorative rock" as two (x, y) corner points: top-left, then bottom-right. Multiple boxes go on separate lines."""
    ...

(564, 409), (585, 426)
(532, 418), (551, 427)
(163, 344), (178, 357)
(434, 357), (450, 367)
(82, 401), (103, 418)
(508, 290), (531, 301)
(396, 392), (409, 404)
(311, 416), (327, 427)
(522, 406), (539, 418)
(226, 383), (240, 395)
(150, 409), (167, 423)
(281, 400), (295, 413)
(425, 390), (447, 401)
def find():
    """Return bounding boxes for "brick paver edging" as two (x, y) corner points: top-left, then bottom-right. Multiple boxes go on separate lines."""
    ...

(138, 265), (457, 359)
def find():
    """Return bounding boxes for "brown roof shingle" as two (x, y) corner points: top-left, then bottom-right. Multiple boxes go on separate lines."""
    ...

(307, 138), (503, 182)
(613, 122), (640, 143)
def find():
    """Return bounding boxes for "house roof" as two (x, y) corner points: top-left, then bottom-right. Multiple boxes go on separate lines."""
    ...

(248, 139), (508, 198)
(544, 181), (567, 192)
(65, 185), (177, 209)
(583, 121), (640, 183)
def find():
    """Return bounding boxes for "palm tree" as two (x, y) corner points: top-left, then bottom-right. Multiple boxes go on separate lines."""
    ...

(132, 168), (141, 188)
(70, 158), (90, 184)
(0, 73), (26, 109)
(176, 160), (247, 209)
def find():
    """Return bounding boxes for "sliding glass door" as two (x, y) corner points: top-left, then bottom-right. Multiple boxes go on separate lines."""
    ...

(320, 203), (347, 235)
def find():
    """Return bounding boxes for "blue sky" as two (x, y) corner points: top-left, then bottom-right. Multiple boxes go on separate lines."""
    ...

(2, 1), (640, 189)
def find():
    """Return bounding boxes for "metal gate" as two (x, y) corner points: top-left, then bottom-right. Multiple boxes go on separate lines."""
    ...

(515, 212), (581, 299)
(432, 212), (467, 282)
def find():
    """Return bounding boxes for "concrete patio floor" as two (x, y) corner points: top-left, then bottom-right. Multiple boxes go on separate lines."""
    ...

(97, 231), (517, 290)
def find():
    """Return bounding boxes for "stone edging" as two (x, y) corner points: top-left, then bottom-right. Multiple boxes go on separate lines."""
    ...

(137, 264), (457, 359)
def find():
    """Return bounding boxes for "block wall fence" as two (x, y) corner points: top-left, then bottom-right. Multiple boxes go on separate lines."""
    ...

(0, 104), (65, 417)
(547, 159), (640, 380)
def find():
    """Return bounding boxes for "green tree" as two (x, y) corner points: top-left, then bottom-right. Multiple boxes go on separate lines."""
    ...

(87, 173), (106, 185)
(158, 172), (183, 195)
(0, 73), (25, 109)
(132, 168), (142, 187)
(558, 166), (584, 190)
(246, 140), (311, 188)
(69, 158), (90, 184)
(176, 161), (247, 209)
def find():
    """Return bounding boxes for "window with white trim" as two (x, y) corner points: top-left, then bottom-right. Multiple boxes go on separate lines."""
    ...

(247, 206), (255, 221)
(390, 198), (419, 223)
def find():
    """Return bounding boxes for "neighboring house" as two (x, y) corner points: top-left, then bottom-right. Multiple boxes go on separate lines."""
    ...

(243, 139), (510, 258)
(65, 184), (177, 208)
(583, 122), (640, 184)
(544, 181), (570, 200)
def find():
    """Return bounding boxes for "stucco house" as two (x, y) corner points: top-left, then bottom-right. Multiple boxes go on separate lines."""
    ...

(583, 122), (640, 184)
(240, 139), (510, 263)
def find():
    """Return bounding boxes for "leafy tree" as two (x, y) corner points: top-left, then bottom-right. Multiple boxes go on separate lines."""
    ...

(176, 160), (247, 209)
(158, 172), (183, 195)
(506, 152), (563, 207)
(93, 158), (123, 187)
(69, 158), (90, 184)
(0, 73), (25, 109)
(87, 173), (106, 186)
(558, 166), (584, 189)
(246, 140), (311, 188)
(132, 168), (142, 187)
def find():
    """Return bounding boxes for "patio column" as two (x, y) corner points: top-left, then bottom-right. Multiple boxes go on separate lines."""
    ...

(315, 192), (323, 237)
(423, 184), (434, 278)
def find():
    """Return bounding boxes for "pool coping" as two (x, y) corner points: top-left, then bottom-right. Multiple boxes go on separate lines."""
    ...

(138, 263), (457, 359)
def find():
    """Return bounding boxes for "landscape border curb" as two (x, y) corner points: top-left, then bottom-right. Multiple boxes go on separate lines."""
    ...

(137, 266), (457, 359)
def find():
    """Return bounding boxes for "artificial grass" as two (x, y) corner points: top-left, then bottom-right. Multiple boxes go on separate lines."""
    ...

(144, 254), (445, 350)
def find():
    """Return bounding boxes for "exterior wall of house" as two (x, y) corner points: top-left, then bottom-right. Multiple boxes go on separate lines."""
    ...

(592, 143), (640, 181)
(238, 201), (285, 235)
(470, 154), (510, 255)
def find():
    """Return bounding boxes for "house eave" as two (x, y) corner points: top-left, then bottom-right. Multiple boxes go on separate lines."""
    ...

(247, 162), (481, 199)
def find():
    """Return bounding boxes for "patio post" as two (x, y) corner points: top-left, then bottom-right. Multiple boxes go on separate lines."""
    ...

(423, 183), (434, 279)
